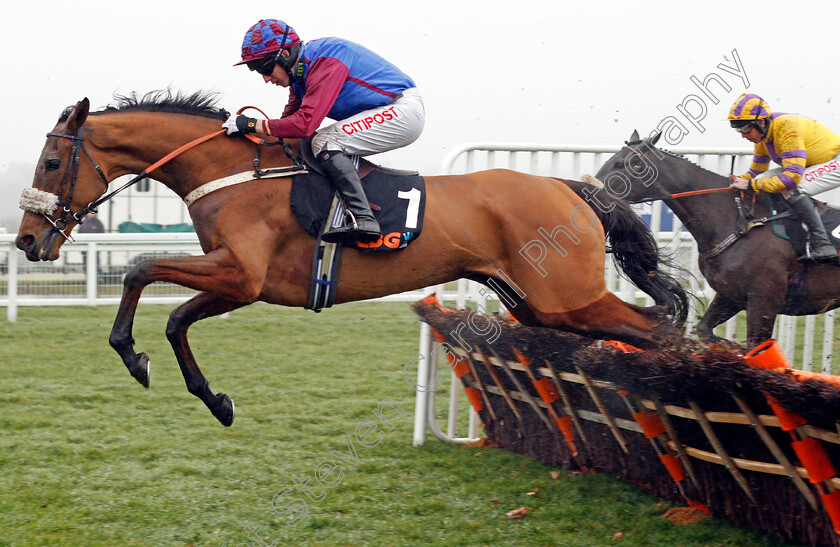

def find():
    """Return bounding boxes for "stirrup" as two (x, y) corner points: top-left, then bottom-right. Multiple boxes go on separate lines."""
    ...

(799, 247), (840, 264)
(320, 225), (355, 244)
(321, 214), (380, 244)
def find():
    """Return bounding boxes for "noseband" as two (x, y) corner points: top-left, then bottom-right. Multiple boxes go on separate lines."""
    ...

(19, 129), (110, 242)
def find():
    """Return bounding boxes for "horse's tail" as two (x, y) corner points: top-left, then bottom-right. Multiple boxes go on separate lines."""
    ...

(563, 177), (689, 327)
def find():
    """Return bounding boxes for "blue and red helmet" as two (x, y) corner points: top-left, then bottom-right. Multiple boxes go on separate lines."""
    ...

(235, 19), (301, 69)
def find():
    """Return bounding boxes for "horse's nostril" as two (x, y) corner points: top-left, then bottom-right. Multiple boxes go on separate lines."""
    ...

(16, 234), (35, 251)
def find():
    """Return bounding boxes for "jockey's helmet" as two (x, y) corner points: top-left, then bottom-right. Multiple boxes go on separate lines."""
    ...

(235, 19), (302, 78)
(728, 93), (773, 133)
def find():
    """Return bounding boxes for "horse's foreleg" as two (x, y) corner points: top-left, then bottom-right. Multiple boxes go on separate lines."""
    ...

(166, 292), (247, 426)
(746, 295), (784, 348)
(109, 264), (153, 388)
(696, 296), (742, 343)
(109, 250), (261, 390)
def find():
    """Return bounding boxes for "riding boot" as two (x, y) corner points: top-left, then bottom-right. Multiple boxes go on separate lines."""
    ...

(785, 191), (840, 264)
(316, 150), (381, 244)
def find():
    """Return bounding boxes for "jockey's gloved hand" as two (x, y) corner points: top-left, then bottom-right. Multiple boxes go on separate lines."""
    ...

(223, 114), (258, 135)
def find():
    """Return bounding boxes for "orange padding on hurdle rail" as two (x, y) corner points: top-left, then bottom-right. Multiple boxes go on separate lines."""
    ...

(788, 368), (840, 390)
(498, 310), (519, 323)
(452, 357), (470, 378)
(765, 395), (808, 431)
(429, 327), (470, 377)
(513, 349), (532, 367)
(430, 327), (447, 344)
(464, 387), (483, 412)
(792, 436), (837, 484)
(820, 490), (840, 535)
(554, 416), (578, 456)
(659, 453), (685, 482)
(744, 339), (790, 371)
(602, 340), (643, 353)
(745, 340), (840, 389)
(633, 410), (666, 439)
(688, 501), (711, 514)
(554, 416), (575, 443)
(417, 294), (442, 308)
(533, 378), (560, 405)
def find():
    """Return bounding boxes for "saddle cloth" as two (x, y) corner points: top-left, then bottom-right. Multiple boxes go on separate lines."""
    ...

(770, 195), (840, 256)
(290, 169), (425, 251)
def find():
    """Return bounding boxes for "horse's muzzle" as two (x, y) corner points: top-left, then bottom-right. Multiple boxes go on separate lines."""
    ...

(15, 230), (61, 262)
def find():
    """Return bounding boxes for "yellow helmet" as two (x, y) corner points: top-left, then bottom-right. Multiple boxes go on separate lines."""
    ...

(728, 93), (772, 121)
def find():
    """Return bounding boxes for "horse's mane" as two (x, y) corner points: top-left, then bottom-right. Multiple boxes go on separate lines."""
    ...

(628, 139), (725, 179)
(58, 89), (230, 122)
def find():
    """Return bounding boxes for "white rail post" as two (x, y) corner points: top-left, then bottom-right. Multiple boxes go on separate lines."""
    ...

(8, 242), (18, 322)
(823, 311), (835, 375)
(686, 244), (700, 336)
(802, 315), (816, 372)
(86, 241), (98, 305)
(724, 316), (737, 341)
(412, 322), (433, 447)
(778, 316), (797, 366)
(446, 367), (461, 438)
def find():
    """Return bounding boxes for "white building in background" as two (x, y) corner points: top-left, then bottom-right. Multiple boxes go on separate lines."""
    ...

(98, 176), (192, 232)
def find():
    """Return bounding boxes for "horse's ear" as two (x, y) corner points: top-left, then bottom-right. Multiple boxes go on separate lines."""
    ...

(649, 130), (662, 146)
(66, 98), (90, 132)
(630, 129), (640, 142)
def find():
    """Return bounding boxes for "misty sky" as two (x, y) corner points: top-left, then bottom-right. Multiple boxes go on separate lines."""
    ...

(3, 0), (840, 227)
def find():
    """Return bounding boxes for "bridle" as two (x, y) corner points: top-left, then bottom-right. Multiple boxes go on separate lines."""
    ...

(619, 144), (791, 259)
(32, 129), (111, 243)
(23, 125), (227, 243)
(622, 144), (733, 202)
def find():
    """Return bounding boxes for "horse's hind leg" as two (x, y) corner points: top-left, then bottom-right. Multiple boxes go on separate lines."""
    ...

(533, 292), (673, 348)
(166, 292), (248, 426)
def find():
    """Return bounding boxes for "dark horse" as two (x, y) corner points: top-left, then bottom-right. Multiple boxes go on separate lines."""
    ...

(16, 92), (687, 425)
(596, 130), (840, 348)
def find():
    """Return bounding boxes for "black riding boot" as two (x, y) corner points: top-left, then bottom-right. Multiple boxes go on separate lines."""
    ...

(316, 150), (381, 244)
(785, 192), (840, 264)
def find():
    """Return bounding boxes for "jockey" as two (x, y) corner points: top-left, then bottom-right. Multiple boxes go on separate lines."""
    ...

(728, 93), (840, 264)
(225, 19), (425, 244)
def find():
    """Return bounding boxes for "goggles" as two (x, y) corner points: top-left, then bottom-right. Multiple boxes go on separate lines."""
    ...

(247, 56), (276, 76)
(731, 121), (755, 134)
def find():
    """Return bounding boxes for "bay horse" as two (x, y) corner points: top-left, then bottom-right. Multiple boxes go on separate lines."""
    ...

(16, 91), (687, 426)
(595, 130), (840, 348)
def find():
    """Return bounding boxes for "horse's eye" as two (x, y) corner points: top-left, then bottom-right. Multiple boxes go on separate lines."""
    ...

(615, 160), (625, 169)
(46, 159), (61, 171)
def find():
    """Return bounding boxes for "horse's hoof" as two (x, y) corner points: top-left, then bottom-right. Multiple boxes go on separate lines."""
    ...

(129, 353), (150, 389)
(212, 393), (235, 427)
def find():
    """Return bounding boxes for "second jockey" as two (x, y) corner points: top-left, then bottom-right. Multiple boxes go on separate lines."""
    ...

(728, 93), (840, 264)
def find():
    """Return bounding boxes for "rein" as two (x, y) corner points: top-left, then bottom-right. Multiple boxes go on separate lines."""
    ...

(634, 186), (733, 203)
(621, 144), (791, 260)
(236, 105), (301, 177)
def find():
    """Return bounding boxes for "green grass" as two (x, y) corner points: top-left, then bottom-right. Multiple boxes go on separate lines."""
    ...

(0, 302), (789, 546)
(706, 307), (840, 373)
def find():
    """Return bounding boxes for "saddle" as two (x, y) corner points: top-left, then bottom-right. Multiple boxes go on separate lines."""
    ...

(765, 194), (840, 313)
(289, 138), (426, 252)
(286, 139), (426, 312)
(768, 195), (840, 256)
